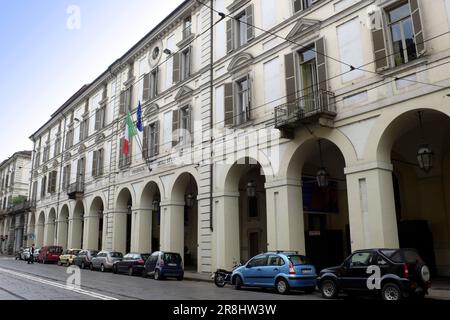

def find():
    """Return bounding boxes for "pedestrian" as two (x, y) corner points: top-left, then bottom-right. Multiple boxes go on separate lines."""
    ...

(28, 244), (35, 264)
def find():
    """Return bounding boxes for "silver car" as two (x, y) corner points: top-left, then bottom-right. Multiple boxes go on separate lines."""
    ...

(90, 251), (123, 272)
(21, 248), (31, 261)
(33, 248), (40, 262)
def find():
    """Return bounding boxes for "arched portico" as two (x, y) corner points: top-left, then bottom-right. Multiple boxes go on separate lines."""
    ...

(68, 201), (84, 249)
(44, 208), (56, 246)
(56, 204), (69, 249)
(113, 188), (133, 254)
(85, 197), (105, 250)
(36, 211), (45, 248)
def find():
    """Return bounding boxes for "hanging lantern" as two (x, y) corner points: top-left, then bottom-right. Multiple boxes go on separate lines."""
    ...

(417, 144), (434, 173)
(185, 193), (195, 208)
(247, 181), (257, 198)
(152, 200), (160, 212)
(316, 168), (329, 188)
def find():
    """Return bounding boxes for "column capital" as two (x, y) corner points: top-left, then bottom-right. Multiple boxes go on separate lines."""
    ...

(344, 161), (393, 175)
(160, 200), (185, 207)
(265, 178), (302, 190)
(132, 207), (153, 212)
(212, 191), (240, 199)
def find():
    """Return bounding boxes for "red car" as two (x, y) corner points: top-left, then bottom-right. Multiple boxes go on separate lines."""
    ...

(38, 246), (64, 264)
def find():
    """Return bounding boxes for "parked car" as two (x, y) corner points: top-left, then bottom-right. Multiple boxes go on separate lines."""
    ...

(113, 253), (151, 276)
(90, 251), (123, 272)
(33, 248), (40, 262)
(142, 251), (184, 281)
(317, 248), (432, 301)
(21, 248), (31, 261)
(231, 251), (317, 294)
(58, 249), (82, 266)
(37, 246), (64, 264)
(73, 250), (99, 269)
(15, 248), (24, 260)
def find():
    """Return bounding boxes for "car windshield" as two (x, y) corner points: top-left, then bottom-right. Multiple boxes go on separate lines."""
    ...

(49, 247), (62, 254)
(110, 252), (123, 258)
(288, 255), (312, 265)
(90, 251), (99, 256)
(163, 253), (181, 264)
(72, 250), (81, 255)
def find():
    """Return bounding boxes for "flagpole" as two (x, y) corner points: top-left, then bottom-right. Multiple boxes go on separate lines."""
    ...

(131, 102), (153, 173)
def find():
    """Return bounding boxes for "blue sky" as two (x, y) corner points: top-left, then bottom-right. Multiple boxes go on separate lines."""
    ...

(0, 0), (184, 161)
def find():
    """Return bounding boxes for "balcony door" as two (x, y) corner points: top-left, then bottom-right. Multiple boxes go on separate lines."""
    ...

(76, 158), (86, 185)
(298, 48), (318, 113)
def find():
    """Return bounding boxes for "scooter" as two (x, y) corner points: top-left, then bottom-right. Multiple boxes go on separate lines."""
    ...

(212, 262), (242, 288)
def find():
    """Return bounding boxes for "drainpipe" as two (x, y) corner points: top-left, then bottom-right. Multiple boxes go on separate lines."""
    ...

(209, 0), (214, 232)
(55, 114), (68, 246)
(27, 140), (37, 245)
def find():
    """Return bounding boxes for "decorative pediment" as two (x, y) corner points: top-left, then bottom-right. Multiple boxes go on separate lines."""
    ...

(52, 160), (59, 169)
(227, 52), (254, 73)
(174, 86), (194, 102)
(95, 133), (105, 144)
(33, 171), (39, 178)
(42, 165), (48, 174)
(286, 18), (321, 41)
(226, 0), (251, 14)
(64, 152), (71, 162)
(144, 103), (159, 119)
(78, 144), (86, 154)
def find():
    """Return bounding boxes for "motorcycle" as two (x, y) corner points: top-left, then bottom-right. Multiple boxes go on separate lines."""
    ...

(212, 262), (242, 288)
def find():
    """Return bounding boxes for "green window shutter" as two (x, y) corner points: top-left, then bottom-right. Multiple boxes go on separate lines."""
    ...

(143, 73), (150, 101)
(285, 53), (297, 104)
(293, 0), (302, 13)
(224, 83), (234, 127)
(142, 125), (149, 159)
(92, 150), (98, 177)
(226, 19), (234, 53)
(371, 25), (389, 71)
(315, 37), (329, 110)
(409, 0), (425, 56)
(173, 53), (181, 84)
(246, 4), (255, 41)
(172, 109), (179, 147)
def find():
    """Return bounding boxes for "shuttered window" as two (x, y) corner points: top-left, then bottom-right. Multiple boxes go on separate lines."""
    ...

(54, 137), (61, 157)
(226, 4), (255, 53)
(41, 176), (47, 198)
(48, 171), (57, 194)
(119, 88), (132, 115)
(92, 149), (104, 178)
(181, 47), (191, 81)
(223, 75), (251, 127)
(173, 52), (181, 84)
(62, 165), (70, 191)
(79, 118), (89, 142)
(119, 138), (132, 168)
(95, 107), (106, 131)
(143, 121), (160, 159)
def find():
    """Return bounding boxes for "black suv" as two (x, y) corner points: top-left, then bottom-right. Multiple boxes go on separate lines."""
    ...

(318, 249), (431, 300)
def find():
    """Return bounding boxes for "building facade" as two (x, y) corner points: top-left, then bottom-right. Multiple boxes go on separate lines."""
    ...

(28, 0), (450, 275)
(0, 151), (32, 254)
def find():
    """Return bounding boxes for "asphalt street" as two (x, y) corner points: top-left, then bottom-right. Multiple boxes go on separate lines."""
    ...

(0, 257), (323, 300)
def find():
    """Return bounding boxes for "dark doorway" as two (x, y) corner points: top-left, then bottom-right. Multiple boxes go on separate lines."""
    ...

(126, 212), (131, 254)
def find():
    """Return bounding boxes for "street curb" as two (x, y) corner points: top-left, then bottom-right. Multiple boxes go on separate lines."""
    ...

(184, 275), (213, 283)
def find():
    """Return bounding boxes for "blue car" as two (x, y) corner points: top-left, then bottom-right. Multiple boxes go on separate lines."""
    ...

(231, 251), (317, 294)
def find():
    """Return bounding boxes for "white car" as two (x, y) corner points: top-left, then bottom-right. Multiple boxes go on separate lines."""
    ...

(21, 248), (31, 261)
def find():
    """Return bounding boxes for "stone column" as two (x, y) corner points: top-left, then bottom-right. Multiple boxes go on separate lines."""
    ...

(265, 178), (305, 254)
(83, 214), (99, 250)
(345, 162), (399, 250)
(160, 201), (185, 258)
(112, 209), (128, 253)
(35, 221), (44, 248)
(213, 192), (240, 270)
(43, 222), (55, 246)
(68, 217), (83, 249)
(56, 219), (69, 249)
(132, 207), (152, 253)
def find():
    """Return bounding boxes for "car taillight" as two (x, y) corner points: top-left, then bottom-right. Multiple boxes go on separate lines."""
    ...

(289, 261), (295, 275)
(137, 259), (145, 265)
(403, 264), (409, 278)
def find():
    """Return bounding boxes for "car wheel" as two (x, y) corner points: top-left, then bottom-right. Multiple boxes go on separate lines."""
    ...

(154, 269), (161, 281)
(321, 279), (338, 299)
(382, 283), (402, 301)
(234, 276), (243, 290)
(128, 267), (134, 276)
(100, 264), (105, 272)
(57, 260), (61, 266)
(303, 286), (316, 294)
(81, 262), (85, 269)
(276, 278), (290, 295)
(214, 274), (226, 288)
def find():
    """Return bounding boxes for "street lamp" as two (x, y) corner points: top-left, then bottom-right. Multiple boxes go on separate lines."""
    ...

(316, 140), (329, 188)
(185, 193), (195, 208)
(417, 111), (434, 173)
(246, 181), (257, 198)
(152, 199), (160, 212)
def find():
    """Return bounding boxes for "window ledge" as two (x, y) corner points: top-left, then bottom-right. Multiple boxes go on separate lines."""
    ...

(226, 0), (251, 14)
(231, 119), (255, 130)
(176, 33), (195, 49)
(381, 56), (428, 78)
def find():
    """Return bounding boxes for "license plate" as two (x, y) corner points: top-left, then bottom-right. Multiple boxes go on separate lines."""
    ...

(302, 269), (312, 274)
(168, 263), (177, 267)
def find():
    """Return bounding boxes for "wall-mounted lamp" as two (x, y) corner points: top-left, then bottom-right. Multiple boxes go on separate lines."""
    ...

(163, 48), (172, 55)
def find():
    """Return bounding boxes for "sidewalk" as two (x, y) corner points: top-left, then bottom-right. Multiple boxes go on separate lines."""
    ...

(184, 271), (213, 283)
(428, 278), (450, 300)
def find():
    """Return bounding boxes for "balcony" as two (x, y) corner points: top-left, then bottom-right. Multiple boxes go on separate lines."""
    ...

(274, 89), (336, 139)
(67, 180), (85, 200)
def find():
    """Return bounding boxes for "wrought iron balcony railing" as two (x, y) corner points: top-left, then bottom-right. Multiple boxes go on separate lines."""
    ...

(274, 89), (336, 136)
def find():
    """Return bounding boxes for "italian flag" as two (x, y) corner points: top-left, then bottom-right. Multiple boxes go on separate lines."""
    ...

(123, 112), (137, 156)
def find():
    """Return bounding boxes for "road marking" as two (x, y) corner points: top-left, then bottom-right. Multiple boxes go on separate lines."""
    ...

(0, 267), (118, 300)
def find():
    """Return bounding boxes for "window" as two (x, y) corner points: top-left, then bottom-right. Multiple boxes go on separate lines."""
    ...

(247, 255), (267, 267)
(35, 151), (41, 168)
(183, 16), (192, 39)
(41, 176), (47, 198)
(179, 106), (191, 145)
(235, 77), (250, 125)
(293, 0), (314, 13)
(387, 2), (417, 66)
(79, 118), (89, 142)
(43, 146), (50, 163)
(248, 196), (258, 218)
(143, 122), (159, 159)
(95, 107), (106, 131)
(48, 171), (57, 194)
(349, 252), (373, 267)
(76, 157), (86, 184)
(163, 112), (172, 148)
(31, 181), (38, 201)
(92, 149), (104, 178)
(65, 129), (74, 149)
(54, 137), (61, 157)
(181, 47), (191, 81)
(119, 88), (132, 115)
(226, 5), (254, 53)
(119, 138), (132, 168)
(267, 255), (284, 266)
(262, 0), (277, 29)
(62, 165), (71, 191)
(143, 68), (159, 101)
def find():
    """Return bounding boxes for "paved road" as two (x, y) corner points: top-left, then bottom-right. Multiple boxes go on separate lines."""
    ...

(0, 257), (323, 300)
